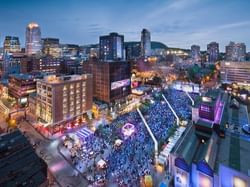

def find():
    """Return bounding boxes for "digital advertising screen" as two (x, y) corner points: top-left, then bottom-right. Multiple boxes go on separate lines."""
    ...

(111, 79), (130, 90)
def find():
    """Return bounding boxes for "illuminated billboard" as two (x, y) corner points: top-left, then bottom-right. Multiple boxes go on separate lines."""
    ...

(111, 79), (130, 90)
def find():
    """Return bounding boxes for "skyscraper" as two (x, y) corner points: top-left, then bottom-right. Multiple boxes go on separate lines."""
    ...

(25, 22), (42, 55)
(61, 44), (79, 58)
(191, 45), (201, 64)
(207, 42), (219, 63)
(141, 28), (151, 57)
(226, 41), (246, 62)
(42, 38), (61, 58)
(3, 36), (21, 53)
(99, 32), (124, 61)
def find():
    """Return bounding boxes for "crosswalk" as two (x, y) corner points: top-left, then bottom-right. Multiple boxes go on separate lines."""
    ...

(76, 127), (94, 140)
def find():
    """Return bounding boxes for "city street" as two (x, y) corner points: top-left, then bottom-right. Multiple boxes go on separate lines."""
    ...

(13, 119), (89, 187)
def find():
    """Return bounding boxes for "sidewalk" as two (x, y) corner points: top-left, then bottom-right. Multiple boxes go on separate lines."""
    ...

(57, 142), (89, 181)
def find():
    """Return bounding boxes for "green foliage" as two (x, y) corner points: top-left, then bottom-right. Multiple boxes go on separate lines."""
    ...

(188, 64), (201, 82)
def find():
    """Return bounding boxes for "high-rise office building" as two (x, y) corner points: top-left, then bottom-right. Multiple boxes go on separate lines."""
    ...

(125, 42), (141, 60)
(226, 41), (246, 62)
(61, 44), (79, 59)
(83, 59), (131, 103)
(80, 44), (99, 60)
(141, 28), (151, 57)
(25, 22), (42, 55)
(3, 36), (21, 53)
(99, 32), (124, 61)
(191, 45), (201, 64)
(207, 42), (219, 63)
(0, 53), (24, 79)
(42, 38), (61, 58)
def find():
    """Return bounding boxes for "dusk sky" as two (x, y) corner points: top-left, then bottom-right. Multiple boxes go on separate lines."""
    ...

(0, 0), (250, 51)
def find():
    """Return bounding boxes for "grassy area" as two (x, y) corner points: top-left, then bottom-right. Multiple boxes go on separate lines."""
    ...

(229, 134), (241, 171)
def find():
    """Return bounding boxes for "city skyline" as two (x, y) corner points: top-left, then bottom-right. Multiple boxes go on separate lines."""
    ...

(0, 0), (250, 51)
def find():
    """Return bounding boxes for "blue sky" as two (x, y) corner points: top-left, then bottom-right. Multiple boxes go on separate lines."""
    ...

(0, 0), (250, 51)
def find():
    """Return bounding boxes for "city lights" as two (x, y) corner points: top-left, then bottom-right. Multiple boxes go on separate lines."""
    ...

(0, 1), (250, 187)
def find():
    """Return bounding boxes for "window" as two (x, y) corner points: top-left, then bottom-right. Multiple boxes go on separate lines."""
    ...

(233, 177), (247, 187)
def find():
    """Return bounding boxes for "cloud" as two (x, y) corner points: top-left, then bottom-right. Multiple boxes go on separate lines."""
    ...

(217, 21), (250, 30)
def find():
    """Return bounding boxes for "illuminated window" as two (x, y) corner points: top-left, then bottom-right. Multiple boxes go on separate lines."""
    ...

(201, 105), (210, 112)
(233, 177), (247, 187)
(199, 173), (212, 187)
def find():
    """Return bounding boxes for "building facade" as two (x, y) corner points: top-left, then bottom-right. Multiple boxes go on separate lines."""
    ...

(125, 42), (141, 60)
(191, 45), (201, 64)
(0, 53), (24, 79)
(25, 22), (42, 55)
(220, 61), (250, 85)
(8, 74), (40, 106)
(207, 42), (219, 63)
(3, 36), (21, 53)
(42, 38), (61, 58)
(226, 42), (246, 62)
(141, 28), (151, 57)
(60, 59), (83, 75)
(99, 32), (124, 61)
(168, 91), (250, 187)
(61, 44), (79, 59)
(20, 56), (61, 74)
(36, 74), (93, 127)
(83, 60), (131, 103)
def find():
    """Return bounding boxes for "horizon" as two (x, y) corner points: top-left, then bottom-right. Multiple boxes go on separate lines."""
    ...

(0, 0), (250, 52)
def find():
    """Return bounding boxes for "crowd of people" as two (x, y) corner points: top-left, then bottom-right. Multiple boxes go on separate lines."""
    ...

(63, 89), (197, 185)
(143, 100), (176, 143)
(105, 111), (154, 186)
(163, 89), (199, 120)
(94, 89), (196, 185)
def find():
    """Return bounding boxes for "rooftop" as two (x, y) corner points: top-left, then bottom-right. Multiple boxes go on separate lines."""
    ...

(215, 133), (250, 175)
(9, 74), (36, 81)
(0, 130), (47, 186)
(171, 126), (199, 165)
(27, 22), (39, 29)
(39, 74), (91, 84)
(9, 73), (49, 81)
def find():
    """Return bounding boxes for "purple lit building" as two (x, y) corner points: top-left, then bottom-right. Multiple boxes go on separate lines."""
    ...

(199, 91), (222, 121)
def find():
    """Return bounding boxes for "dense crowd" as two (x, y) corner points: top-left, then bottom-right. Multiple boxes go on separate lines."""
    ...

(66, 89), (197, 185)
(106, 111), (154, 186)
(163, 89), (199, 120)
(96, 89), (196, 185)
